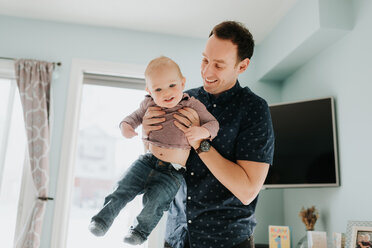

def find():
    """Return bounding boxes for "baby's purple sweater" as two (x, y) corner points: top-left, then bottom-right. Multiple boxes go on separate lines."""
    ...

(121, 93), (219, 150)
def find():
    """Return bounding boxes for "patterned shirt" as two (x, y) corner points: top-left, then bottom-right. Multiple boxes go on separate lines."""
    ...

(165, 81), (275, 248)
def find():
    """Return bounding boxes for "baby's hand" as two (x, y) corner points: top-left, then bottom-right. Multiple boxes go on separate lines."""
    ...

(120, 122), (138, 138)
(184, 126), (210, 142)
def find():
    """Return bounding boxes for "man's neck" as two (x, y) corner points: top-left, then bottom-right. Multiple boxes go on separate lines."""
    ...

(210, 81), (237, 98)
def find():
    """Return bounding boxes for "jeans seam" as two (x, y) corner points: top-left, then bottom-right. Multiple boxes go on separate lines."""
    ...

(143, 169), (155, 188)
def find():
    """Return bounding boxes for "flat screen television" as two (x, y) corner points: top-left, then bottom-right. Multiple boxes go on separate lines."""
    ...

(263, 97), (340, 188)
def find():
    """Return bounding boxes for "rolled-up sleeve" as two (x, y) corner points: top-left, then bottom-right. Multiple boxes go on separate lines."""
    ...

(235, 98), (274, 164)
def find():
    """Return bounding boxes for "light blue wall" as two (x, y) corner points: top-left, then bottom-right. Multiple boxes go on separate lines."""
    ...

(280, 0), (372, 244)
(249, 0), (372, 245)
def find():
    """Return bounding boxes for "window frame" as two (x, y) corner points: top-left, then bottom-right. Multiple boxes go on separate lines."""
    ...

(52, 59), (166, 248)
(0, 59), (32, 246)
(0, 78), (16, 189)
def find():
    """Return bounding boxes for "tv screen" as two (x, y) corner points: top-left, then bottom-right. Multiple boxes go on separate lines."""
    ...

(264, 97), (339, 188)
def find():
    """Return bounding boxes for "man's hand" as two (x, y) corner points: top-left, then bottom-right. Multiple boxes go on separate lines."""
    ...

(173, 107), (203, 149)
(120, 122), (138, 138)
(142, 106), (166, 138)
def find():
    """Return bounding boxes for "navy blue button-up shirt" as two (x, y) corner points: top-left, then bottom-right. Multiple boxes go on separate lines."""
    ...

(165, 81), (275, 248)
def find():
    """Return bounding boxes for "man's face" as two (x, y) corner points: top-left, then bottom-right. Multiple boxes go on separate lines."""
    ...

(201, 35), (249, 96)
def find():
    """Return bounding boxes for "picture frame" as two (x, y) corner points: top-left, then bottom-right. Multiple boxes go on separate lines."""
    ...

(345, 221), (372, 248)
(268, 225), (291, 248)
(350, 226), (372, 248)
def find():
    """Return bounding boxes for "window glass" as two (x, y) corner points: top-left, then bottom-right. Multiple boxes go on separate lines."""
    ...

(0, 79), (27, 247)
(66, 84), (148, 248)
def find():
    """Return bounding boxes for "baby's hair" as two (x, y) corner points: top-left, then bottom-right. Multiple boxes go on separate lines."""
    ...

(145, 56), (184, 80)
(365, 234), (371, 241)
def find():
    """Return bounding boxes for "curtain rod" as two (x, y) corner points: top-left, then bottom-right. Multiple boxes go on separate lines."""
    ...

(0, 56), (62, 67)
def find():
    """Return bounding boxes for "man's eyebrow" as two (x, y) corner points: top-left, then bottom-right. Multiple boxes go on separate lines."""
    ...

(202, 53), (226, 64)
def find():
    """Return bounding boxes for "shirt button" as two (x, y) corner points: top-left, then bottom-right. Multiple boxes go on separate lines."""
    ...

(187, 196), (191, 200)
(213, 104), (217, 107)
(190, 172), (194, 176)
(188, 220), (192, 224)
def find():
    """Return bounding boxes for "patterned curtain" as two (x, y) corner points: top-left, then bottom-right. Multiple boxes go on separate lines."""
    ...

(14, 59), (54, 248)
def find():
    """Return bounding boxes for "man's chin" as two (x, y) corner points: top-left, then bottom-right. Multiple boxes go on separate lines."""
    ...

(203, 83), (216, 94)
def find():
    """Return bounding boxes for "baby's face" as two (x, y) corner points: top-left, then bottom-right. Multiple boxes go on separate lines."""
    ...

(364, 234), (370, 242)
(146, 67), (185, 108)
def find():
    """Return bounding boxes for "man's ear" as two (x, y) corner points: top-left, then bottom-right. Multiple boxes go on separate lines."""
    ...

(238, 58), (250, 74)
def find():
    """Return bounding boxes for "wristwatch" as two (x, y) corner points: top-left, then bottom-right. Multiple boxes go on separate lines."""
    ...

(195, 140), (211, 154)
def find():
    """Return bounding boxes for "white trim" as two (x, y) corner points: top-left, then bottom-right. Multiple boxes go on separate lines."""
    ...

(0, 59), (16, 79)
(51, 59), (147, 248)
(0, 81), (16, 192)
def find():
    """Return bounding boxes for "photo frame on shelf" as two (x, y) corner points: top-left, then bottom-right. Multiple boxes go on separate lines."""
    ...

(345, 220), (372, 248)
(350, 226), (372, 248)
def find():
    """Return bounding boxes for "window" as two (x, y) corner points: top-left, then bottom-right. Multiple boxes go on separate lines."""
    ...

(66, 78), (149, 247)
(53, 61), (166, 248)
(0, 78), (27, 247)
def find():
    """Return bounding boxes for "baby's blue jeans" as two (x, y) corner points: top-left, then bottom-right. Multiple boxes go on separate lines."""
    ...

(91, 153), (184, 240)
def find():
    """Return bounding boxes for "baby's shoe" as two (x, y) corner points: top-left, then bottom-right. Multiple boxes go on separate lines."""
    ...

(123, 229), (146, 245)
(88, 220), (108, 237)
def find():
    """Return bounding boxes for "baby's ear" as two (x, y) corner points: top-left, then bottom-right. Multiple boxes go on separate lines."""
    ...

(145, 87), (151, 95)
(181, 77), (186, 88)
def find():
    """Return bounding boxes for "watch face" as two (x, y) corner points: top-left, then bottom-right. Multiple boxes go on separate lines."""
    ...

(200, 140), (211, 152)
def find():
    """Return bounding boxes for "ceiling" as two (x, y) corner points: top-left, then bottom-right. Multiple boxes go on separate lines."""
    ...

(0, 0), (298, 44)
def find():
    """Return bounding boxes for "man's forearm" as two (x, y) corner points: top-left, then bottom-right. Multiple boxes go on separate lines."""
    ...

(197, 146), (267, 205)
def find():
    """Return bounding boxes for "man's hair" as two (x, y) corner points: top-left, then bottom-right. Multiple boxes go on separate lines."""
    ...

(145, 56), (183, 80)
(209, 21), (255, 61)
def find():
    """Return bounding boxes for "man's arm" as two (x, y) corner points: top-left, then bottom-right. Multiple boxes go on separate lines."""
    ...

(198, 147), (269, 205)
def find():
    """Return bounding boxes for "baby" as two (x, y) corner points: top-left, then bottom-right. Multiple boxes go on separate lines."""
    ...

(88, 56), (219, 245)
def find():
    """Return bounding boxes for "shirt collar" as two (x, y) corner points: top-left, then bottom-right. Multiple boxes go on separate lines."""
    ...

(201, 80), (242, 105)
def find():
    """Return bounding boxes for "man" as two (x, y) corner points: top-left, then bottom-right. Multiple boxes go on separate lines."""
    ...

(143, 21), (275, 248)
